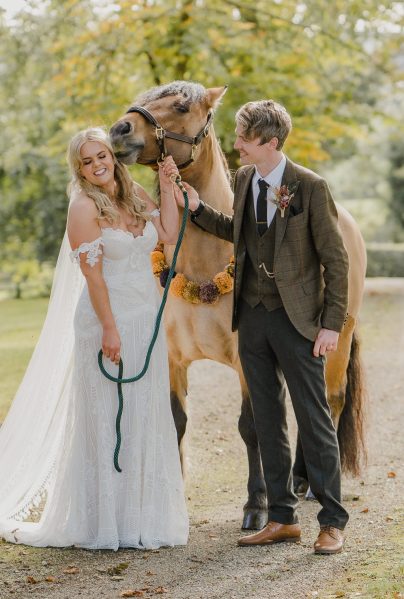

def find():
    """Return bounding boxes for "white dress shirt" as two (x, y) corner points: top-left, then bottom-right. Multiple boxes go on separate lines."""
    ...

(252, 154), (287, 226)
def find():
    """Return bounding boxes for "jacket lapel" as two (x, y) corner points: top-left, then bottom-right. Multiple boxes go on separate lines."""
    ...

(274, 157), (300, 260)
(234, 165), (254, 250)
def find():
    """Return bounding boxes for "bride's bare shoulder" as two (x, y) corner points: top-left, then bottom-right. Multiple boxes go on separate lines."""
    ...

(68, 191), (98, 221)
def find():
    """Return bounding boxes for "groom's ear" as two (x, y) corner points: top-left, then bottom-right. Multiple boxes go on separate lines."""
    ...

(268, 137), (279, 150)
(205, 86), (228, 110)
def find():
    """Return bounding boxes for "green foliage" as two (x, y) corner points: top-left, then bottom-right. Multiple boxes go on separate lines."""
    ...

(0, 0), (402, 272)
(388, 135), (404, 230)
(366, 242), (404, 277)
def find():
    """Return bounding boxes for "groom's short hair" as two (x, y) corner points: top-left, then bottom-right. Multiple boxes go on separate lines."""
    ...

(235, 100), (292, 150)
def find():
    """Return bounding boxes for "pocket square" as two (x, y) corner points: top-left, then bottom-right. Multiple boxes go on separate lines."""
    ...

(289, 205), (304, 217)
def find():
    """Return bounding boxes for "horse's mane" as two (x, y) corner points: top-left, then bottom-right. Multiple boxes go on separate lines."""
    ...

(134, 81), (206, 110)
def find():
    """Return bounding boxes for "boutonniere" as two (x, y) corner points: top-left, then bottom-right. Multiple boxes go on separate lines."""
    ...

(270, 182), (299, 217)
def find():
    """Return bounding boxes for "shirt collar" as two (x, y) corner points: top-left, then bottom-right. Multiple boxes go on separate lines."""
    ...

(253, 153), (286, 189)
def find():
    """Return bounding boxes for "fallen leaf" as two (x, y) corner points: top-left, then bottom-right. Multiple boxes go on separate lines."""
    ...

(335, 592), (345, 597)
(120, 591), (145, 598)
(45, 576), (56, 583)
(208, 534), (219, 539)
(154, 587), (168, 594)
(63, 566), (79, 574)
(387, 471), (396, 478)
(360, 507), (369, 513)
(26, 576), (38, 584)
(111, 575), (124, 581)
(107, 562), (129, 575)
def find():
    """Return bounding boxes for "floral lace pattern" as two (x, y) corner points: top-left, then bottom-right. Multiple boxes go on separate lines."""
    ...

(70, 238), (104, 267)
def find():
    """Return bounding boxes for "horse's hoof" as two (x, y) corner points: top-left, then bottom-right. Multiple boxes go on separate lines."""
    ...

(242, 509), (268, 530)
(305, 487), (317, 501)
(293, 475), (309, 496)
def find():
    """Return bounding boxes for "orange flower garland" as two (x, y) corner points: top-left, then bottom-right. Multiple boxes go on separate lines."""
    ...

(150, 245), (235, 305)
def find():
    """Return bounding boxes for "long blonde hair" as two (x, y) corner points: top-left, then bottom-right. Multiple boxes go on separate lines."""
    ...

(67, 127), (146, 224)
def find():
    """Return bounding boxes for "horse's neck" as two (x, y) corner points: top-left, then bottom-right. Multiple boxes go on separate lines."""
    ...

(166, 132), (235, 279)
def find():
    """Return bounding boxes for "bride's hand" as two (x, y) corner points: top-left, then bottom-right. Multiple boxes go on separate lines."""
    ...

(102, 325), (121, 364)
(158, 156), (200, 211)
(159, 155), (179, 186)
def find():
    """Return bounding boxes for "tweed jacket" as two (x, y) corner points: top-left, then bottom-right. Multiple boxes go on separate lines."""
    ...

(192, 157), (349, 341)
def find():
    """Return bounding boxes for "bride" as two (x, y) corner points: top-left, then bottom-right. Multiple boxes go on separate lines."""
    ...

(0, 127), (189, 550)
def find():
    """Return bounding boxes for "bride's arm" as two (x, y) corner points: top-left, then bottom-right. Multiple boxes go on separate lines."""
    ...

(67, 197), (121, 364)
(135, 157), (180, 244)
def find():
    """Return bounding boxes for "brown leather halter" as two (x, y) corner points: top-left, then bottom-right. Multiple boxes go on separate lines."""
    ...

(126, 105), (213, 169)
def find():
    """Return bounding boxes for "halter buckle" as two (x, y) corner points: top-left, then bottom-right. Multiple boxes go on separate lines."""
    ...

(155, 126), (164, 141)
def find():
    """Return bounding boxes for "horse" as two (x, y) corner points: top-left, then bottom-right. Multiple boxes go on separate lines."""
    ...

(110, 81), (367, 530)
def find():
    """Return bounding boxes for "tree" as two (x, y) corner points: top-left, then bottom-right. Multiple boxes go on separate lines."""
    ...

(0, 0), (402, 276)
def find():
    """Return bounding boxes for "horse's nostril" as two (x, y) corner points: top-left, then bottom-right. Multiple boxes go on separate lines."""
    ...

(115, 121), (132, 136)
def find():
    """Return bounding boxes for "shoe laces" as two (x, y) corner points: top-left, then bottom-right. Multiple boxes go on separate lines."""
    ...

(320, 525), (340, 540)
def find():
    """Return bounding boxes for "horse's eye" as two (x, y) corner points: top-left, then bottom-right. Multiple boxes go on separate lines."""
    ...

(173, 101), (189, 114)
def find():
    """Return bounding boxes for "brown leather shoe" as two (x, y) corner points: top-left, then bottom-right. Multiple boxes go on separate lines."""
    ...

(314, 526), (344, 554)
(238, 521), (301, 546)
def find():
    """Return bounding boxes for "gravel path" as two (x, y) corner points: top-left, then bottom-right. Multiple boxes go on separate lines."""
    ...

(0, 278), (403, 599)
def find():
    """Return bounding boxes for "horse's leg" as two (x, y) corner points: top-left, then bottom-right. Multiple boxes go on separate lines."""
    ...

(237, 371), (268, 530)
(168, 357), (189, 470)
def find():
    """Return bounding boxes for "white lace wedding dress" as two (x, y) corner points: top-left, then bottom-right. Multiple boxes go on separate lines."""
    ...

(0, 221), (188, 550)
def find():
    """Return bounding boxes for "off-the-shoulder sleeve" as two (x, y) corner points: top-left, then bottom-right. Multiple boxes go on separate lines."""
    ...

(70, 237), (104, 267)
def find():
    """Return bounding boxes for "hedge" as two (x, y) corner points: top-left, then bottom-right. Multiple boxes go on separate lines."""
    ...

(366, 243), (404, 277)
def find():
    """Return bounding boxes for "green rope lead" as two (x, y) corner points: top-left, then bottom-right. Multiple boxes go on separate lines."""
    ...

(98, 182), (189, 472)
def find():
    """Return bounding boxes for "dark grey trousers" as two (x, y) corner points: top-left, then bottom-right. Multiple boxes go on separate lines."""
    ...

(238, 301), (349, 530)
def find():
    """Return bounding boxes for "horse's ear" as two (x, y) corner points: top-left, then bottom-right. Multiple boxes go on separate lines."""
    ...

(205, 86), (228, 110)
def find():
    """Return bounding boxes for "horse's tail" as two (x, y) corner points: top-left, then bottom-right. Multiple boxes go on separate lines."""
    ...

(337, 329), (367, 476)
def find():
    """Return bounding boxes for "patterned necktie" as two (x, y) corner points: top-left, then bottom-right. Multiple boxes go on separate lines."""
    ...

(256, 178), (269, 236)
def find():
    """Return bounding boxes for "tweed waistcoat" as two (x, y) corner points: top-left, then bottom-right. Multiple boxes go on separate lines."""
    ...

(241, 185), (283, 312)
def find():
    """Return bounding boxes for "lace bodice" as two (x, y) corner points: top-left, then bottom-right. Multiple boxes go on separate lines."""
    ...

(71, 221), (158, 275)
(101, 221), (158, 277)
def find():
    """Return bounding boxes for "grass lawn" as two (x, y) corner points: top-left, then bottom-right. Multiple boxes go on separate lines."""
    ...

(0, 298), (48, 421)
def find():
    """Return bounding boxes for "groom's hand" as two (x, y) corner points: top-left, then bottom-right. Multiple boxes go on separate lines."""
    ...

(173, 181), (200, 211)
(313, 328), (339, 357)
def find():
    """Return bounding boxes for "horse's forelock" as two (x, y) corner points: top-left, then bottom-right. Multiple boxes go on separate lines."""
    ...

(134, 81), (206, 108)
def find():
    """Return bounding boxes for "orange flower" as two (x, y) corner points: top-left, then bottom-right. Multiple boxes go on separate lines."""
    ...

(152, 260), (166, 276)
(170, 273), (188, 298)
(150, 250), (165, 265)
(213, 271), (234, 294)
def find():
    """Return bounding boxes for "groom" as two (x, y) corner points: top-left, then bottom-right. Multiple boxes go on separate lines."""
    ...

(179, 99), (349, 554)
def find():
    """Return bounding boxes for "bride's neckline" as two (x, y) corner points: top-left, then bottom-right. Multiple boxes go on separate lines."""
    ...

(101, 221), (152, 239)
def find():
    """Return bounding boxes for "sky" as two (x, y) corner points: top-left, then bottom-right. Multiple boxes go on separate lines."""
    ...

(0, 0), (28, 20)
